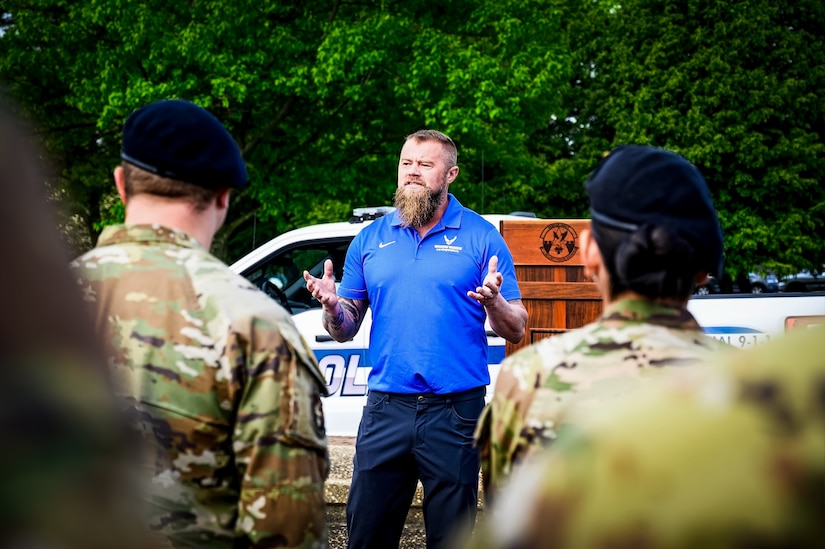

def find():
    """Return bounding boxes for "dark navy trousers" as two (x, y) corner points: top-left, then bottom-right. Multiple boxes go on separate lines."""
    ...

(346, 387), (486, 549)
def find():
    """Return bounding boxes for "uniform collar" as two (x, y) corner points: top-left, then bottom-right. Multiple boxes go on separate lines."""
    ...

(600, 298), (702, 330)
(95, 224), (204, 250)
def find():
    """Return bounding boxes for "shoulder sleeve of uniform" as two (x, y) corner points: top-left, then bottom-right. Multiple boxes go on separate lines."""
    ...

(229, 310), (329, 546)
(476, 345), (546, 496)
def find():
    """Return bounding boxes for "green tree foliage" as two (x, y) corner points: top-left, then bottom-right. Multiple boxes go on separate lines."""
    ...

(537, 0), (825, 275)
(0, 0), (568, 261)
(3, 0), (821, 274)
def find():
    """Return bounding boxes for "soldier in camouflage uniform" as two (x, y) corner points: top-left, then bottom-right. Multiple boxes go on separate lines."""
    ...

(468, 324), (825, 548)
(71, 100), (329, 548)
(1, 97), (142, 548)
(475, 145), (731, 498)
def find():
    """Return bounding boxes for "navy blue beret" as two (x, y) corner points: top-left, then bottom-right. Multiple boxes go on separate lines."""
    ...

(121, 99), (247, 189)
(586, 145), (724, 276)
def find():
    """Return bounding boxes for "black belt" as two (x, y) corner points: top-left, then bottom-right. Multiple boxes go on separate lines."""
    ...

(369, 386), (485, 404)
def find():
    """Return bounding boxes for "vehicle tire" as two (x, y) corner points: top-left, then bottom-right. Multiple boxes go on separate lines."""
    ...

(694, 285), (710, 296)
(784, 282), (806, 293)
(751, 284), (765, 294)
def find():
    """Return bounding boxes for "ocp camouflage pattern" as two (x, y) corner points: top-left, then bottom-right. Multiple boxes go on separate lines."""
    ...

(475, 298), (732, 496)
(71, 224), (329, 548)
(469, 325), (825, 548)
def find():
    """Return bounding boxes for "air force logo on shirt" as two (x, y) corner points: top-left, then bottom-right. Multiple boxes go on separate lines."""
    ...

(435, 234), (462, 253)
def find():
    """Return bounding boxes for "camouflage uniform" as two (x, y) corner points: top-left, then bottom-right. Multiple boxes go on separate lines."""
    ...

(475, 298), (731, 495)
(468, 325), (825, 549)
(1, 351), (146, 548)
(72, 224), (329, 548)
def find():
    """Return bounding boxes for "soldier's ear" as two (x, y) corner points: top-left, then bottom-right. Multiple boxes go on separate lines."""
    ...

(114, 166), (127, 205)
(215, 188), (231, 210)
(580, 229), (602, 281)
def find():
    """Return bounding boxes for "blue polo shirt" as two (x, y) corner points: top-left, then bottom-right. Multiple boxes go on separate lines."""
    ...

(338, 195), (521, 394)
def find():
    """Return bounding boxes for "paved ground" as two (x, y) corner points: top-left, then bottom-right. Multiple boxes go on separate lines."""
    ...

(327, 503), (429, 548)
(326, 437), (485, 548)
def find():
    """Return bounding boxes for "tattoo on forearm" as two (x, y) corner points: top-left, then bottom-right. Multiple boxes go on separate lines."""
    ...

(323, 307), (344, 331)
(323, 298), (366, 336)
(326, 306), (346, 331)
(341, 299), (363, 326)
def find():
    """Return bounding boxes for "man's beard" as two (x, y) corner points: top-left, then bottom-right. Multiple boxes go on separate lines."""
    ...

(394, 182), (446, 228)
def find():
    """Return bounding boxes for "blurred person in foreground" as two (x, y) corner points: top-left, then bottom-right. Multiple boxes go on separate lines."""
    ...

(468, 324), (825, 548)
(71, 99), (329, 547)
(304, 129), (528, 548)
(0, 99), (141, 547)
(475, 145), (732, 500)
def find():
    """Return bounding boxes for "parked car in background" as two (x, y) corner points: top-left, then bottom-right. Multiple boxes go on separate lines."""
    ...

(693, 272), (778, 295)
(779, 270), (825, 292)
(748, 271), (779, 293)
(693, 275), (722, 295)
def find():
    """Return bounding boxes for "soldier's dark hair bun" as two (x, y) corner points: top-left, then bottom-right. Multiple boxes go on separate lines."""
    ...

(612, 224), (697, 299)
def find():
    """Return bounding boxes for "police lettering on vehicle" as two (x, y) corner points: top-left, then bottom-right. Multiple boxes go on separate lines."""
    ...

(317, 351), (368, 397)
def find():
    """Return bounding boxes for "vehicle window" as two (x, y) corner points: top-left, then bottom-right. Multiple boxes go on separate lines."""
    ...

(243, 238), (352, 313)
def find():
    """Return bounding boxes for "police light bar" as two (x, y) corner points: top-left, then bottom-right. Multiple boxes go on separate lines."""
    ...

(350, 206), (395, 223)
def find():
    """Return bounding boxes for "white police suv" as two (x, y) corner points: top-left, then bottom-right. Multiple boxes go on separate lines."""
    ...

(229, 207), (533, 436)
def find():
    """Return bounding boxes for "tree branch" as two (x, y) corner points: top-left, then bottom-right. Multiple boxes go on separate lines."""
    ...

(36, 121), (99, 135)
(242, 97), (294, 156)
(327, 0), (343, 25)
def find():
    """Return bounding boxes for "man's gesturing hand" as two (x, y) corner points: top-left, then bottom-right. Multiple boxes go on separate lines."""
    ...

(467, 255), (504, 308)
(303, 259), (338, 309)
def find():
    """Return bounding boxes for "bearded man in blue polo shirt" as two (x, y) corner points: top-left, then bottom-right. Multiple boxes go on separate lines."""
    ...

(304, 129), (528, 548)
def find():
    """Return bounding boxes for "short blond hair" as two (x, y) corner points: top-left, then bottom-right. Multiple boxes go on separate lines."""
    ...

(405, 130), (458, 169)
(122, 162), (219, 212)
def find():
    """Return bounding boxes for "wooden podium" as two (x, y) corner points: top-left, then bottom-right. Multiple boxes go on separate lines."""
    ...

(500, 219), (603, 356)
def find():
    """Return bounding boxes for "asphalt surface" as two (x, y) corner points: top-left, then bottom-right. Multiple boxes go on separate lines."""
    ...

(327, 503), (430, 548)
(326, 437), (485, 548)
